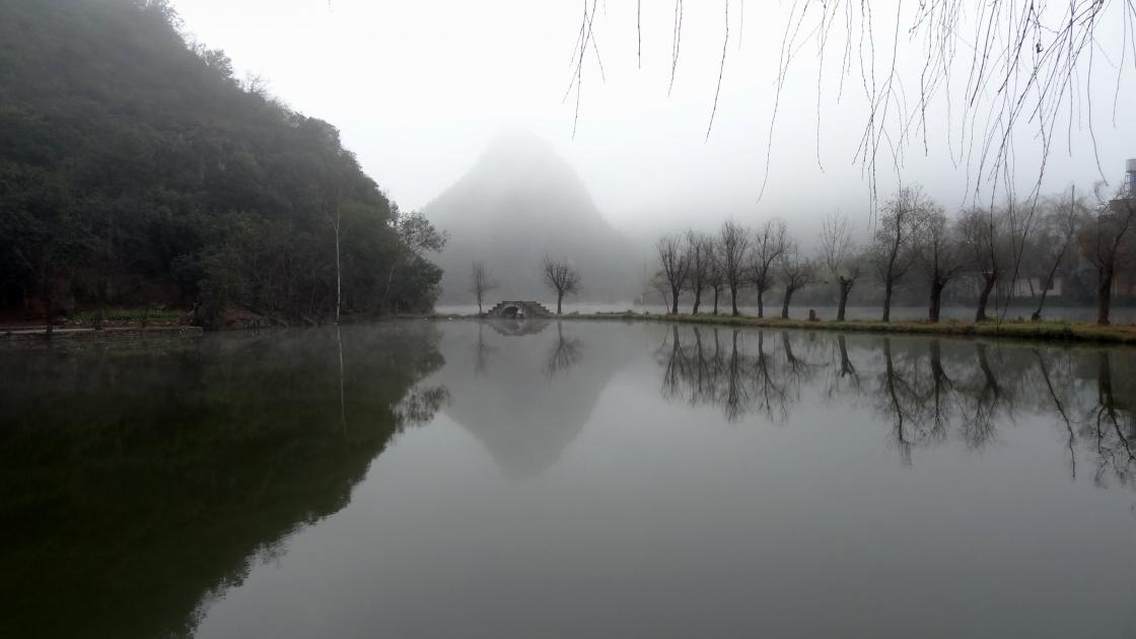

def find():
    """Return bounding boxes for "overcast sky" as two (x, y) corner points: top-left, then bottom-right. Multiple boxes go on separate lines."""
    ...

(172, 0), (1136, 237)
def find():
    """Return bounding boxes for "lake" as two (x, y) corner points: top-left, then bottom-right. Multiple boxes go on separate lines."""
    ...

(2, 320), (1135, 638)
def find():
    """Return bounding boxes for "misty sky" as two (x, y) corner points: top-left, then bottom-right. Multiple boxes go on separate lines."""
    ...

(172, 0), (1136, 237)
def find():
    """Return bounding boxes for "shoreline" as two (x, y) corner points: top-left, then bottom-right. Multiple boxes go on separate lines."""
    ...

(5, 312), (1135, 347)
(1, 325), (204, 341)
(434, 311), (1136, 346)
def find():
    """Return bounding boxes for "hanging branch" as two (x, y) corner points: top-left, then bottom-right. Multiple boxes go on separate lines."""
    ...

(562, 0), (1136, 210)
(706, 0), (729, 140)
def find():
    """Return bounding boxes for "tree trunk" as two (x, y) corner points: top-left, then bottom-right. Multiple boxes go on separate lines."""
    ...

(556, 292), (564, 315)
(781, 287), (794, 319)
(670, 285), (680, 314)
(730, 284), (740, 316)
(45, 285), (54, 338)
(1031, 280), (1050, 321)
(757, 288), (765, 318)
(928, 279), (944, 322)
(1097, 267), (1113, 326)
(712, 288), (720, 315)
(836, 279), (852, 321)
(882, 279), (894, 322)
(975, 271), (996, 322)
(333, 209), (341, 325)
(96, 276), (107, 330)
(692, 285), (702, 314)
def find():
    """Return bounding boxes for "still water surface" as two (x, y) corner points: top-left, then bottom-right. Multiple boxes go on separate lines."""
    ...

(3, 320), (1136, 637)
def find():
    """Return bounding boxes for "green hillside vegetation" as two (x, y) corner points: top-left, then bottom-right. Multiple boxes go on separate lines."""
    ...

(0, 0), (443, 328)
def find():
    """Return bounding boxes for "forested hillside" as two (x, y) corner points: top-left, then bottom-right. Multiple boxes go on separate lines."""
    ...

(0, 0), (443, 327)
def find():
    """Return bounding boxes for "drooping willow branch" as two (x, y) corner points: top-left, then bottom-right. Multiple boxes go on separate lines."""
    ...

(566, 0), (1136, 211)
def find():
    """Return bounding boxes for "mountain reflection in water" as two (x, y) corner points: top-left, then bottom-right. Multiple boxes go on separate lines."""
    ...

(432, 320), (632, 478)
(3, 320), (1136, 638)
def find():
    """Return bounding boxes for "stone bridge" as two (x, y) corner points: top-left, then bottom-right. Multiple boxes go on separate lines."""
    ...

(485, 300), (554, 319)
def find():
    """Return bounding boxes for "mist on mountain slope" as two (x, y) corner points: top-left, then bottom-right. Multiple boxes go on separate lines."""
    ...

(425, 132), (643, 304)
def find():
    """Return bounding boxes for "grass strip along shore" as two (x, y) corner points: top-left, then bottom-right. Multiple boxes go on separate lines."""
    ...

(477, 311), (1136, 346)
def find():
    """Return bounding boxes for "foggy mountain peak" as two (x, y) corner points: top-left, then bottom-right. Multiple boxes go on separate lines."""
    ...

(433, 129), (606, 230)
(424, 131), (638, 303)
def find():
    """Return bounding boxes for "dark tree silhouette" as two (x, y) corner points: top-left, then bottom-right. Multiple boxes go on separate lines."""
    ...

(542, 256), (581, 315)
(749, 219), (788, 319)
(718, 220), (751, 316)
(656, 233), (691, 314)
(1032, 189), (1084, 321)
(870, 187), (923, 322)
(1080, 194), (1136, 325)
(777, 243), (815, 319)
(914, 205), (965, 322)
(469, 261), (498, 315)
(820, 213), (861, 322)
(958, 206), (1006, 322)
(686, 231), (714, 314)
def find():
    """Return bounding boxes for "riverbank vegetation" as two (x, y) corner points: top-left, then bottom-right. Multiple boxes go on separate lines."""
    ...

(648, 185), (1136, 326)
(0, 0), (444, 329)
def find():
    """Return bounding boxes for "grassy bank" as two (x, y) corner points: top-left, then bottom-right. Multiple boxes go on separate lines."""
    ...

(559, 311), (1136, 346)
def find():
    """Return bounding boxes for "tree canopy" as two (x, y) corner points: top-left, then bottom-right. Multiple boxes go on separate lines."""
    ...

(0, 0), (443, 326)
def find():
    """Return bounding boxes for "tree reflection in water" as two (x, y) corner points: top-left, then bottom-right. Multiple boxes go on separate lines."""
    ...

(655, 326), (1136, 482)
(0, 324), (447, 639)
(545, 322), (584, 377)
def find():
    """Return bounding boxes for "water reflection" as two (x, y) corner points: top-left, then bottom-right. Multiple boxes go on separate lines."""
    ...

(657, 326), (824, 422)
(5, 321), (1136, 638)
(544, 322), (583, 377)
(655, 326), (1136, 482)
(0, 324), (446, 639)
(433, 320), (632, 479)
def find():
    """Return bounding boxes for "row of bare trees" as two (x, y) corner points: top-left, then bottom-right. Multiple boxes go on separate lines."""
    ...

(653, 185), (1136, 325)
(653, 219), (810, 319)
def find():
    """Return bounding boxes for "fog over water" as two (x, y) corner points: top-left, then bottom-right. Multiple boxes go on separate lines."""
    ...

(172, 0), (1136, 243)
(7, 321), (1133, 638)
(7, 4), (1136, 636)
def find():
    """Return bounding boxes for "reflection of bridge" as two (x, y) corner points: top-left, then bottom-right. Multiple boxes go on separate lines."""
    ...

(488, 319), (550, 336)
(485, 300), (554, 319)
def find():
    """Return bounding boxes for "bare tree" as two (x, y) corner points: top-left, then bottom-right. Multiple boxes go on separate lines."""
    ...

(957, 206), (1006, 322)
(1080, 191), (1136, 325)
(656, 233), (690, 314)
(1031, 188), (1085, 321)
(542, 256), (581, 315)
(749, 219), (788, 318)
(778, 242), (816, 319)
(913, 205), (965, 322)
(647, 269), (670, 308)
(718, 220), (751, 316)
(820, 213), (861, 321)
(469, 261), (497, 315)
(686, 230), (713, 314)
(705, 240), (725, 315)
(870, 187), (923, 322)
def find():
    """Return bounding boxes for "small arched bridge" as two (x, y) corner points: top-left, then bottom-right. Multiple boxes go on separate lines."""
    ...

(485, 300), (554, 319)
